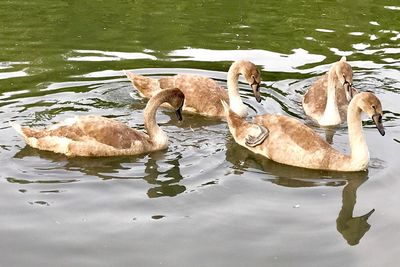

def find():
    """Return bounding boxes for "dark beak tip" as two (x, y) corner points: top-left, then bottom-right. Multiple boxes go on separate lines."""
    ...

(372, 114), (385, 136)
(175, 109), (183, 121)
(251, 83), (262, 103)
(254, 88), (262, 103)
(376, 124), (385, 136)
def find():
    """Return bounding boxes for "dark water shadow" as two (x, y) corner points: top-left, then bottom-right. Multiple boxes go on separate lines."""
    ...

(162, 110), (224, 129)
(336, 177), (375, 246)
(324, 127), (336, 144)
(225, 137), (375, 246)
(13, 145), (139, 177)
(142, 152), (185, 198)
(12, 145), (186, 198)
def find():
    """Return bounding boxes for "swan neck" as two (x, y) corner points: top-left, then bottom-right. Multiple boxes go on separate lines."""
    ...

(227, 62), (247, 116)
(144, 94), (166, 141)
(347, 101), (369, 169)
(227, 63), (241, 100)
(320, 66), (341, 125)
(327, 67), (338, 105)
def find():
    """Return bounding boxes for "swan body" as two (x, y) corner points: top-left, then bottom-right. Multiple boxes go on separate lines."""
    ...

(223, 92), (385, 172)
(11, 88), (185, 157)
(303, 57), (358, 126)
(125, 60), (261, 118)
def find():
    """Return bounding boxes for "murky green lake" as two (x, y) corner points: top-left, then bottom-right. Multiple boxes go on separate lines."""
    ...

(1, 1), (400, 266)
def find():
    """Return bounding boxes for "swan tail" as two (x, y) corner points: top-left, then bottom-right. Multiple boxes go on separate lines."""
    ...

(10, 122), (26, 138)
(124, 70), (160, 98)
(10, 122), (41, 148)
(10, 122), (72, 154)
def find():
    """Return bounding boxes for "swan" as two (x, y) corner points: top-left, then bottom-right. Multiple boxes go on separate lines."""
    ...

(222, 92), (385, 172)
(10, 88), (185, 157)
(303, 57), (358, 126)
(125, 60), (262, 118)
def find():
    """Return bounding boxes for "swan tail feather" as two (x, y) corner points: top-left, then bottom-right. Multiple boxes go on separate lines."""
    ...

(124, 70), (160, 98)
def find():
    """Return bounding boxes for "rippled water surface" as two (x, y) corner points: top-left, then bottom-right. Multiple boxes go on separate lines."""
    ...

(1, 1), (400, 266)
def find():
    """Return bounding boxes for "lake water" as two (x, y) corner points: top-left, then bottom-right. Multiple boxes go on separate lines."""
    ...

(1, 1), (400, 266)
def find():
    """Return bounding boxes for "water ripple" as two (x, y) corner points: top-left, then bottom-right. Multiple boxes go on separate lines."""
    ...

(0, 70), (28, 80)
(168, 48), (326, 73)
(67, 49), (157, 62)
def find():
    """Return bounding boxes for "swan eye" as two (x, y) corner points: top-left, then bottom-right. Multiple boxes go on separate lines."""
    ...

(372, 105), (376, 109)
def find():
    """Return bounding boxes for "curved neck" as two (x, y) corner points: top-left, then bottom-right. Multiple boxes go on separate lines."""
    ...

(144, 93), (168, 146)
(227, 61), (247, 117)
(347, 100), (369, 170)
(320, 66), (341, 125)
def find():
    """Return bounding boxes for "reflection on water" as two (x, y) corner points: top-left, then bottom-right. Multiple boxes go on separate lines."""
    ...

(67, 49), (157, 62)
(225, 138), (374, 246)
(0, 69), (28, 80)
(143, 154), (186, 198)
(168, 48), (325, 73)
(13, 145), (186, 198)
(336, 177), (375, 246)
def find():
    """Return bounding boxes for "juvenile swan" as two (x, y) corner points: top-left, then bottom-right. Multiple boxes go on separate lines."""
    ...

(303, 57), (358, 126)
(10, 88), (185, 157)
(223, 92), (385, 172)
(125, 60), (261, 118)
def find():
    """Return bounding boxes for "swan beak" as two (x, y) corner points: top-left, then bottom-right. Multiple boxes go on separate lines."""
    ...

(175, 107), (183, 121)
(372, 114), (385, 136)
(344, 83), (352, 102)
(364, 208), (375, 219)
(251, 83), (262, 103)
(344, 82), (357, 102)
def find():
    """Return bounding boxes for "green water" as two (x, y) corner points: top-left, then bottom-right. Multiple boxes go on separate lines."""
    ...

(1, 1), (400, 266)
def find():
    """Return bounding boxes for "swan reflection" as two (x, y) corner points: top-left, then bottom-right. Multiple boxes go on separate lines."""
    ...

(142, 153), (186, 198)
(13, 146), (186, 198)
(225, 137), (375, 246)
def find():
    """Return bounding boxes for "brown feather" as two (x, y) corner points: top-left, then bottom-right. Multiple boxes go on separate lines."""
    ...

(125, 60), (261, 118)
(128, 73), (229, 117)
(12, 88), (185, 157)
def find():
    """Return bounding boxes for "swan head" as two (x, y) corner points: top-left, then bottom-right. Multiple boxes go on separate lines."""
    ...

(239, 61), (262, 103)
(165, 88), (185, 121)
(335, 57), (354, 102)
(355, 92), (385, 136)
